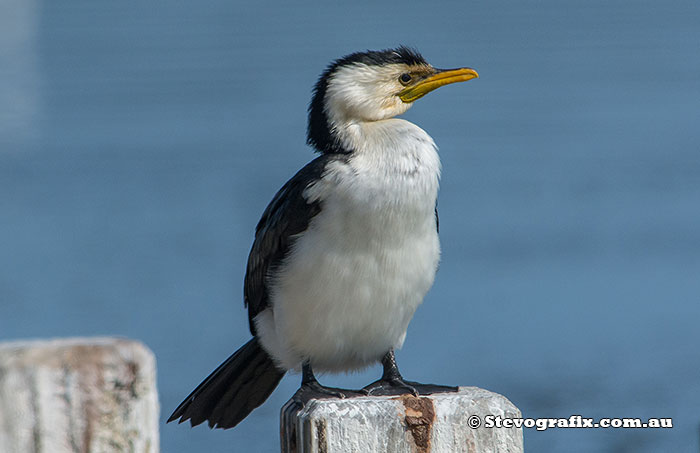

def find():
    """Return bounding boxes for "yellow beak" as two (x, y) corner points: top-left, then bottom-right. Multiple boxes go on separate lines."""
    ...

(399, 67), (479, 103)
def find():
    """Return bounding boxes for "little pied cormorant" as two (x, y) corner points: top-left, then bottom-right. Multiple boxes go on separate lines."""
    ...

(168, 46), (478, 430)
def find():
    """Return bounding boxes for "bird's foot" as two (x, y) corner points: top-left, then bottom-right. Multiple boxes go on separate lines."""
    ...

(411, 382), (459, 395)
(362, 376), (419, 396)
(303, 380), (348, 398)
(293, 381), (359, 405)
(362, 378), (458, 397)
(362, 349), (459, 397)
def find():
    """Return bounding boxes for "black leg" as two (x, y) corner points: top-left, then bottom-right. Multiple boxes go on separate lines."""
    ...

(292, 362), (358, 404)
(362, 349), (458, 397)
(301, 361), (320, 386)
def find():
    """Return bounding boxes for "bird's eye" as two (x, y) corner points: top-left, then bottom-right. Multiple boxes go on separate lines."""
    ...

(399, 73), (412, 85)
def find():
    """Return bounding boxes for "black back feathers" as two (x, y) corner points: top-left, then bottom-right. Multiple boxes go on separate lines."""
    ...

(244, 153), (346, 335)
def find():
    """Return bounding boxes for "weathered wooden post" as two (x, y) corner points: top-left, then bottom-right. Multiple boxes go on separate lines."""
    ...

(281, 386), (523, 453)
(0, 337), (159, 453)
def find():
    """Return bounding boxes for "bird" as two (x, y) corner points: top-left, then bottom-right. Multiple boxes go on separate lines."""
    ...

(168, 46), (478, 430)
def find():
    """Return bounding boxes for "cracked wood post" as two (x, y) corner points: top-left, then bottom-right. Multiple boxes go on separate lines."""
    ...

(281, 387), (523, 453)
(0, 337), (159, 453)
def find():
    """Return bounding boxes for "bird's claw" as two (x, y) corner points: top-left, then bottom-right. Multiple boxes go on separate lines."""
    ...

(361, 377), (420, 397)
(293, 381), (351, 404)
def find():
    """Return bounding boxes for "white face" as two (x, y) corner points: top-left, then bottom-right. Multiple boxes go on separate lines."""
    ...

(324, 63), (431, 123)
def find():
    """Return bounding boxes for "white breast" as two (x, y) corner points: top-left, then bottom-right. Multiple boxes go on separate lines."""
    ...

(255, 119), (441, 372)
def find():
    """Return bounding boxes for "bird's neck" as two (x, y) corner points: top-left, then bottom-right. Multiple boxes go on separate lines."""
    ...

(334, 118), (436, 157)
(328, 118), (442, 192)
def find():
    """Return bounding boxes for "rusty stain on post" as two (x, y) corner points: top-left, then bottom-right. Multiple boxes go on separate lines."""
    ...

(400, 395), (436, 453)
(315, 419), (328, 453)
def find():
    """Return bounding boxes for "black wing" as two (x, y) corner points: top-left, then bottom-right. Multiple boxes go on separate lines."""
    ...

(244, 154), (340, 335)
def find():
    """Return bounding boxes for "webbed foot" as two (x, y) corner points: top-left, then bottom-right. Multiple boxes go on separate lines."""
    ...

(362, 349), (459, 397)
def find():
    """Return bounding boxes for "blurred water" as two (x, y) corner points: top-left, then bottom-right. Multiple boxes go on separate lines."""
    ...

(1, 0), (699, 451)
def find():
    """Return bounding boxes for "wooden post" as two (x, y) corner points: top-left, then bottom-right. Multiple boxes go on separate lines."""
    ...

(0, 337), (159, 453)
(281, 386), (523, 453)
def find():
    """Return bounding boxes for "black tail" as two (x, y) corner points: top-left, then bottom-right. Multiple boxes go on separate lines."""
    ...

(168, 338), (285, 429)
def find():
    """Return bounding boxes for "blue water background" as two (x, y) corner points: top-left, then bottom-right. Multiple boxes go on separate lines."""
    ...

(1, 0), (699, 451)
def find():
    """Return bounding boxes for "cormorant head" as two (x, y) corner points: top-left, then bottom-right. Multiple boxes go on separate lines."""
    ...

(307, 46), (478, 154)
